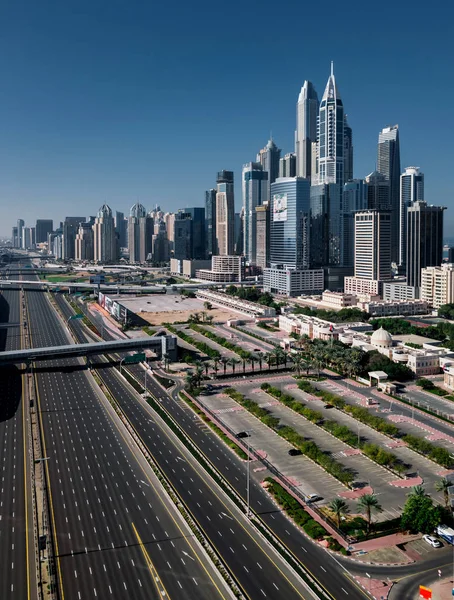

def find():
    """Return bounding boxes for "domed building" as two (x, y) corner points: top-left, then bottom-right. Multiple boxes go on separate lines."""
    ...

(370, 327), (393, 356)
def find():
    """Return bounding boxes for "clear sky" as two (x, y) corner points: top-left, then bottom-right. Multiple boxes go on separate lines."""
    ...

(0, 0), (453, 237)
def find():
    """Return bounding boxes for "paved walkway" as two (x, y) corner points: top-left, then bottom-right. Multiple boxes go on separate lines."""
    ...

(353, 532), (421, 552)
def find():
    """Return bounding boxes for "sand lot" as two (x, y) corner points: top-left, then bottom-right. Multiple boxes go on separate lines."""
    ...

(138, 306), (240, 325)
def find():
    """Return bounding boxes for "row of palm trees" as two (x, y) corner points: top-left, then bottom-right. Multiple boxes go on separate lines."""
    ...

(295, 335), (364, 379)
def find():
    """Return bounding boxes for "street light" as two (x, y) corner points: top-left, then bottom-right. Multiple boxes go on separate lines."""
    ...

(119, 357), (125, 374)
(237, 429), (253, 519)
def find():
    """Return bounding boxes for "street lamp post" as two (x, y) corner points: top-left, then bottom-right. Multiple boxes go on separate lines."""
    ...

(357, 422), (361, 447)
(119, 357), (125, 374)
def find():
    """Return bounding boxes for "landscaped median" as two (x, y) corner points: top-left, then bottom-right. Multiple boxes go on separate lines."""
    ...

(296, 378), (454, 469)
(224, 388), (355, 486)
(164, 323), (221, 360)
(261, 383), (405, 475)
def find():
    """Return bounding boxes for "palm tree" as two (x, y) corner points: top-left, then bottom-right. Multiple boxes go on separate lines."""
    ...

(249, 355), (256, 372)
(409, 485), (427, 499)
(203, 361), (210, 377)
(185, 371), (196, 391)
(256, 352), (263, 371)
(228, 357), (239, 375)
(357, 494), (382, 533)
(272, 347), (283, 369)
(212, 358), (220, 378)
(221, 357), (228, 376)
(281, 350), (289, 368)
(435, 478), (450, 508)
(264, 352), (274, 371)
(328, 498), (350, 528)
(194, 361), (204, 387)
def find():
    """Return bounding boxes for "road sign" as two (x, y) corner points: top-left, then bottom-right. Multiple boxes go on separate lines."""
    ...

(419, 585), (432, 599)
(124, 352), (145, 364)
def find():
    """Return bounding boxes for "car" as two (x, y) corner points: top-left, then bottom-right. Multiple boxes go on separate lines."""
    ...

(236, 431), (249, 439)
(423, 535), (442, 548)
(324, 403), (334, 409)
(288, 448), (302, 456)
(307, 493), (322, 502)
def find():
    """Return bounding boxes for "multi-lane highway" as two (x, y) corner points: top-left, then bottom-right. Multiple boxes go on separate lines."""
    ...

(25, 289), (231, 600)
(58, 292), (368, 600)
(0, 285), (31, 599)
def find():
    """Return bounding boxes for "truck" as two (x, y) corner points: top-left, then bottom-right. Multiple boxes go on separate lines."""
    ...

(436, 524), (454, 545)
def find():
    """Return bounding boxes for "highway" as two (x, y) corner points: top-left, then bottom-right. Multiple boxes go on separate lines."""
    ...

(0, 286), (31, 599)
(25, 289), (230, 600)
(58, 293), (369, 600)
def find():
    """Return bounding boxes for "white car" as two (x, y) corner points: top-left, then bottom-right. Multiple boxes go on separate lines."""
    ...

(423, 534), (442, 548)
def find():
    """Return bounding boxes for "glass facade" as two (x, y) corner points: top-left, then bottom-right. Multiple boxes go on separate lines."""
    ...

(270, 177), (310, 270)
(242, 162), (268, 264)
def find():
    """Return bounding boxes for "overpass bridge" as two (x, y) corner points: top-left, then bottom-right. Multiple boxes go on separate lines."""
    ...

(0, 335), (177, 365)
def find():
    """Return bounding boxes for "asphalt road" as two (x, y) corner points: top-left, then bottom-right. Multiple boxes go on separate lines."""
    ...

(59, 294), (370, 600)
(0, 285), (30, 599)
(26, 290), (229, 600)
(55, 294), (317, 600)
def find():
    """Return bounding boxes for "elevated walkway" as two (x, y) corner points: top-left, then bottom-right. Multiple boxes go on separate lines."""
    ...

(0, 336), (177, 365)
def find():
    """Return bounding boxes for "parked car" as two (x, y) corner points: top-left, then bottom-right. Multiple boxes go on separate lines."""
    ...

(423, 534), (442, 548)
(237, 431), (249, 438)
(324, 404), (334, 409)
(288, 448), (302, 456)
(306, 494), (322, 502)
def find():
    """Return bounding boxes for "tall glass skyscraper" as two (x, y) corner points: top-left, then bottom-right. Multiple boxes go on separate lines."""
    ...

(205, 189), (217, 257)
(270, 177), (311, 270)
(342, 180), (368, 268)
(343, 115), (353, 183)
(295, 81), (318, 180)
(242, 162), (268, 264)
(399, 167), (424, 270)
(216, 171), (235, 256)
(318, 63), (345, 186)
(377, 125), (401, 264)
(257, 140), (281, 202)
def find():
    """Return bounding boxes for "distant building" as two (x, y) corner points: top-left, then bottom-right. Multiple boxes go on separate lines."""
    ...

(377, 125), (401, 263)
(365, 171), (390, 211)
(128, 203), (153, 263)
(216, 170), (235, 256)
(93, 204), (117, 263)
(295, 80), (318, 180)
(263, 267), (324, 297)
(173, 207), (205, 261)
(205, 189), (217, 257)
(115, 211), (127, 248)
(16, 219), (24, 249)
(195, 255), (245, 283)
(11, 227), (18, 248)
(421, 264), (454, 309)
(343, 115), (353, 183)
(242, 162), (268, 264)
(75, 222), (94, 261)
(342, 179), (368, 268)
(35, 220), (53, 244)
(255, 201), (270, 271)
(399, 167), (424, 270)
(382, 282), (417, 301)
(406, 201), (445, 289)
(151, 221), (170, 263)
(279, 153), (297, 178)
(22, 227), (35, 249)
(257, 139), (281, 200)
(63, 217), (85, 260)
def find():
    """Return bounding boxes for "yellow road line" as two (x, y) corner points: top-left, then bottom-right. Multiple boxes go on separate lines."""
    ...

(131, 522), (171, 599)
(20, 290), (31, 600)
(394, 561), (452, 583)
(25, 295), (65, 600)
(107, 370), (309, 600)
(93, 367), (231, 600)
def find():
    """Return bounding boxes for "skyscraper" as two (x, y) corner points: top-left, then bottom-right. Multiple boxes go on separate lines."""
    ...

(115, 211), (127, 248)
(279, 153), (297, 178)
(399, 167), (424, 269)
(353, 210), (392, 282)
(269, 177), (311, 269)
(128, 203), (153, 263)
(255, 201), (270, 271)
(318, 62), (345, 186)
(365, 171), (390, 211)
(16, 219), (24, 249)
(242, 162), (268, 264)
(377, 125), (401, 263)
(63, 217), (85, 260)
(35, 220), (53, 244)
(406, 201), (445, 290)
(93, 204), (117, 263)
(216, 170), (235, 256)
(257, 140), (281, 201)
(295, 81), (319, 180)
(342, 180), (368, 268)
(186, 207), (206, 260)
(75, 222), (94, 261)
(205, 189), (217, 257)
(11, 227), (18, 248)
(343, 115), (353, 182)
(173, 211), (193, 260)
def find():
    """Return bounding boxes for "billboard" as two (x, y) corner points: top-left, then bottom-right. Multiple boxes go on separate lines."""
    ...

(273, 193), (288, 222)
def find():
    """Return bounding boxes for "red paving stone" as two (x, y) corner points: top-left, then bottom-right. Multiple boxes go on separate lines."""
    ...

(386, 440), (407, 448)
(389, 476), (423, 488)
(388, 414), (454, 445)
(343, 448), (362, 456)
(339, 486), (373, 499)
(353, 532), (421, 552)
(437, 469), (454, 476)
(354, 575), (392, 599)
(255, 450), (268, 459)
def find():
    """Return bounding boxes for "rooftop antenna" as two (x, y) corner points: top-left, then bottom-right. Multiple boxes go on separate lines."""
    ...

(331, 61), (334, 76)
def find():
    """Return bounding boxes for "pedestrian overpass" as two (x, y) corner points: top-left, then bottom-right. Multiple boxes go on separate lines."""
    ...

(0, 336), (177, 365)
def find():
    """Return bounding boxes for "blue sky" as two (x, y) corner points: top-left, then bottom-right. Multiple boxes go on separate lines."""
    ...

(0, 0), (453, 237)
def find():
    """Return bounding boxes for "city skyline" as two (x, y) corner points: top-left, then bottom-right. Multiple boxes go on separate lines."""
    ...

(0, 1), (453, 235)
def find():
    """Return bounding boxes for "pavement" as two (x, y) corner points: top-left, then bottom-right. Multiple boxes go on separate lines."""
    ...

(27, 290), (229, 600)
(0, 287), (29, 599)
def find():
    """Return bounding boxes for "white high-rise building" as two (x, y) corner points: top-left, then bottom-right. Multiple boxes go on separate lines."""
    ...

(399, 167), (424, 269)
(93, 204), (117, 263)
(215, 171), (235, 256)
(317, 63), (344, 186)
(295, 81), (318, 180)
(128, 203), (153, 263)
